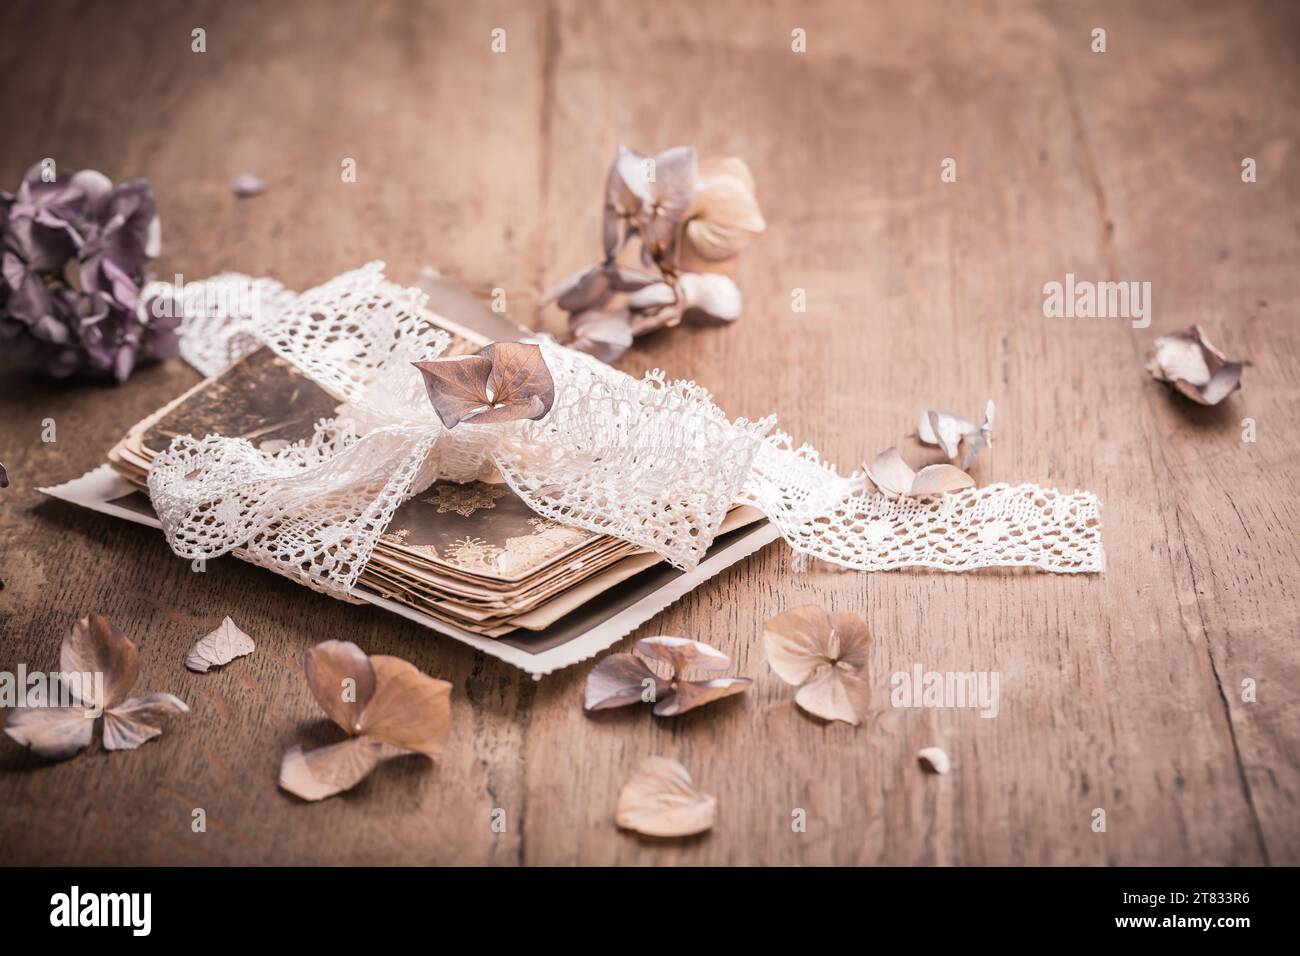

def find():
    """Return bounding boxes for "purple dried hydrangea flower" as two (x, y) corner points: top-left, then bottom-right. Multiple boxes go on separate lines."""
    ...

(0, 162), (173, 383)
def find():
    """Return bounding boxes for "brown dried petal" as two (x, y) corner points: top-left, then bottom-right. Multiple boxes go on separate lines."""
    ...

(3, 707), (95, 760)
(679, 272), (742, 323)
(909, 463), (975, 496)
(545, 265), (612, 313)
(60, 613), (138, 710)
(865, 447), (917, 497)
(766, 607), (871, 724)
(615, 756), (716, 837)
(868, 447), (973, 497)
(684, 161), (766, 262)
(652, 677), (751, 716)
(919, 410), (973, 459)
(102, 693), (189, 750)
(763, 605), (835, 686)
(357, 655), (452, 758)
(795, 664), (870, 725)
(568, 309), (634, 364)
(635, 636), (732, 676)
(918, 746), (951, 774)
(304, 640), (375, 735)
(278, 737), (404, 802)
(482, 342), (555, 412)
(648, 146), (699, 219)
(1147, 325), (1244, 405)
(584, 653), (670, 711)
(414, 343), (555, 428)
(959, 401), (995, 470)
(626, 281), (677, 312)
(604, 147), (652, 258)
(413, 353), (494, 427)
(628, 304), (683, 337)
(185, 616), (255, 673)
(827, 612), (872, 671)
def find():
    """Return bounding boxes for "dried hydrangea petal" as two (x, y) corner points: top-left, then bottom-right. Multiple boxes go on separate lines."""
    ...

(102, 693), (189, 750)
(635, 636), (732, 675)
(585, 653), (670, 711)
(1147, 326), (1244, 405)
(652, 677), (751, 716)
(615, 756), (716, 837)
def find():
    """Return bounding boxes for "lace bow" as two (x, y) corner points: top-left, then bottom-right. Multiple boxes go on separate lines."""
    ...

(148, 262), (1103, 598)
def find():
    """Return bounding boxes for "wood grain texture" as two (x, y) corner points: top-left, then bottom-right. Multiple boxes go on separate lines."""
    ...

(1, 0), (1297, 865)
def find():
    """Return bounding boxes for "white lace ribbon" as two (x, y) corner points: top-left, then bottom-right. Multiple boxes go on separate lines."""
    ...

(148, 262), (1103, 598)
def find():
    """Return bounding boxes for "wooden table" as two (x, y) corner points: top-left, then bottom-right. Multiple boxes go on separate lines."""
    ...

(1, 0), (1296, 866)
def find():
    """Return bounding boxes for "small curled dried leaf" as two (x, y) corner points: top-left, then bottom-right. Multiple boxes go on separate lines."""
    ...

(918, 746), (951, 774)
(1147, 325), (1244, 405)
(918, 402), (995, 469)
(185, 616), (255, 673)
(616, 756), (716, 837)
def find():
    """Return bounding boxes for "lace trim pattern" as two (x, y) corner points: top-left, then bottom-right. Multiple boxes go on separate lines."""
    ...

(148, 263), (1103, 599)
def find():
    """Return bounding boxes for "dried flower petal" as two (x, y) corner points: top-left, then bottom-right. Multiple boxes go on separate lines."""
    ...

(679, 272), (742, 323)
(795, 664), (870, 725)
(279, 737), (402, 802)
(867, 447), (973, 498)
(762, 605), (833, 685)
(283, 643), (452, 800)
(102, 693), (189, 750)
(684, 157), (766, 262)
(413, 342), (555, 428)
(358, 656), (452, 758)
(3, 707), (94, 760)
(918, 746), (951, 774)
(959, 401), (995, 470)
(653, 677), (751, 716)
(60, 613), (138, 710)
(919, 411), (973, 459)
(635, 636), (732, 674)
(918, 402), (995, 469)
(2, 165), (171, 382)
(1147, 325), (1245, 405)
(625, 281), (676, 312)
(616, 756), (716, 837)
(304, 640), (375, 735)
(185, 616), (256, 673)
(3, 613), (186, 758)
(764, 606), (871, 725)
(230, 173), (266, 198)
(568, 309), (634, 364)
(585, 653), (670, 711)
(584, 637), (749, 716)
